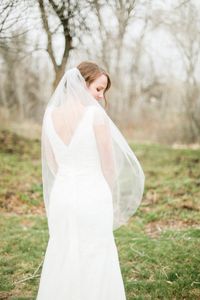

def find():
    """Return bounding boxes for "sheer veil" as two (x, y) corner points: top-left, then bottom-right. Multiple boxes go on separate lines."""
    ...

(41, 67), (145, 231)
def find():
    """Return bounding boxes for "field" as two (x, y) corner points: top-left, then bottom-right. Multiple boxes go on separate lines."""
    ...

(0, 129), (200, 299)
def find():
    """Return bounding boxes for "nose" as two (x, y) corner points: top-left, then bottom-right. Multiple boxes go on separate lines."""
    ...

(98, 92), (104, 100)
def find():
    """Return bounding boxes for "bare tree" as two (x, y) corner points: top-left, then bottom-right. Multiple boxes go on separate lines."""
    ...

(0, 0), (31, 43)
(162, 1), (200, 141)
(38, 0), (92, 88)
(0, 0), (15, 36)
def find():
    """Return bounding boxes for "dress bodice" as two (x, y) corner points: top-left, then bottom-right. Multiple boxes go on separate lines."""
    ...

(45, 106), (102, 176)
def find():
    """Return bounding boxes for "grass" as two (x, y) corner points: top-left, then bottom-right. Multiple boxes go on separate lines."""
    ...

(0, 129), (200, 299)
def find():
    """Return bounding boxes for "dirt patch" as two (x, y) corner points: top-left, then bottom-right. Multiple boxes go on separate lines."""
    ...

(0, 129), (40, 158)
(172, 143), (200, 150)
(145, 219), (199, 238)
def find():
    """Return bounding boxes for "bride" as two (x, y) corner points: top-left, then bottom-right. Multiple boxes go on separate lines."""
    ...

(36, 61), (145, 300)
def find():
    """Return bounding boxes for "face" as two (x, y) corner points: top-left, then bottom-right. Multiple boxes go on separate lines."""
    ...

(87, 74), (108, 101)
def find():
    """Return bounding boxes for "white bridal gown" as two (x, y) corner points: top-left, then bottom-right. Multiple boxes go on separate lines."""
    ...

(36, 105), (127, 300)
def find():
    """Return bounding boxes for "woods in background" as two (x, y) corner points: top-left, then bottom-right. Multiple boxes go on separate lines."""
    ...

(0, 0), (199, 143)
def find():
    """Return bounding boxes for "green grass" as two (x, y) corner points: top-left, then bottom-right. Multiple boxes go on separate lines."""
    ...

(0, 214), (48, 299)
(0, 130), (200, 299)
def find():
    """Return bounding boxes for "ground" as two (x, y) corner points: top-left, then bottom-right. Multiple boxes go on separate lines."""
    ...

(0, 129), (200, 299)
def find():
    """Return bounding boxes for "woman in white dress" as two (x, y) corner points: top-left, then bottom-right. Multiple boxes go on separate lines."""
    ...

(36, 61), (145, 300)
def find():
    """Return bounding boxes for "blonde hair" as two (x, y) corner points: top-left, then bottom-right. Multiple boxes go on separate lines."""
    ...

(77, 61), (111, 108)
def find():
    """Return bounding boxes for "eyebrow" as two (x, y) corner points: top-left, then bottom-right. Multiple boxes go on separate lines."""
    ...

(98, 85), (106, 89)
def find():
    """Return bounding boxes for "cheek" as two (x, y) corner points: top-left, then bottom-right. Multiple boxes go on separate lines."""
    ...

(89, 86), (97, 96)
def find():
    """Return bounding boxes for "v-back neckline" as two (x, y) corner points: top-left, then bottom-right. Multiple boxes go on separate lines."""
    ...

(48, 106), (90, 149)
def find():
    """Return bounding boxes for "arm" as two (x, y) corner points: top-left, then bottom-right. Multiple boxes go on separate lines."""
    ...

(93, 108), (117, 193)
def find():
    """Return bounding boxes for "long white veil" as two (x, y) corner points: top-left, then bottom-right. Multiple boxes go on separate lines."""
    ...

(41, 67), (145, 231)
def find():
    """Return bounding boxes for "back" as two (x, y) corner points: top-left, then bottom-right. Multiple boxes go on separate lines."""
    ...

(44, 105), (103, 174)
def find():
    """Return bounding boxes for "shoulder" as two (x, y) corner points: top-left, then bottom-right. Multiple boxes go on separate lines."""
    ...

(89, 105), (108, 126)
(89, 105), (107, 117)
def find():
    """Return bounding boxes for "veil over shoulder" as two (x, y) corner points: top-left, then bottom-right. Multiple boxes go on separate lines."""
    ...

(41, 67), (145, 231)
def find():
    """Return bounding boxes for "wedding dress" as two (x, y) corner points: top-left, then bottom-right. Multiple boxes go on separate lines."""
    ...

(36, 67), (145, 300)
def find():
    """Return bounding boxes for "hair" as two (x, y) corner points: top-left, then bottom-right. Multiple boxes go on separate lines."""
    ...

(76, 61), (111, 109)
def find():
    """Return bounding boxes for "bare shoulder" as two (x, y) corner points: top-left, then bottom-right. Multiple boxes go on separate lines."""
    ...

(90, 106), (108, 127)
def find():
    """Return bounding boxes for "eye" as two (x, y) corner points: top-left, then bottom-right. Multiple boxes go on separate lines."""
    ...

(96, 88), (100, 92)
